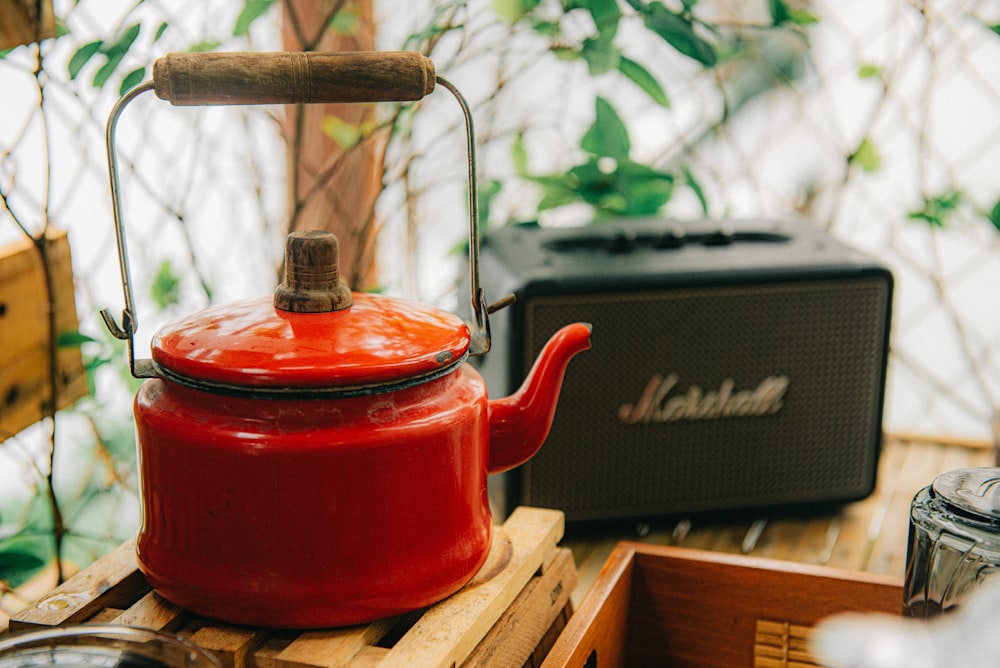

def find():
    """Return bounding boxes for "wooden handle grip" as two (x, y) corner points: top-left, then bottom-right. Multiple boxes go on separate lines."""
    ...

(152, 51), (436, 106)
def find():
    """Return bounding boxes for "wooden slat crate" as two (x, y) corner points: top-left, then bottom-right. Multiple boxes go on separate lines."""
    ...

(9, 507), (577, 668)
(0, 0), (56, 49)
(0, 228), (87, 437)
(541, 541), (902, 668)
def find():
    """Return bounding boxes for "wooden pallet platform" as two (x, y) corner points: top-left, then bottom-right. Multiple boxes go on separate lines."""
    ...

(8, 507), (577, 668)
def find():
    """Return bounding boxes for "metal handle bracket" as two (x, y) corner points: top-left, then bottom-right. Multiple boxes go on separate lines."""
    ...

(102, 53), (500, 380)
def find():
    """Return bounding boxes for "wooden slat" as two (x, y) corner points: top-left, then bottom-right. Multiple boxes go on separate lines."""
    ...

(375, 506), (564, 668)
(110, 590), (186, 632)
(754, 619), (823, 667)
(186, 623), (266, 668)
(266, 619), (396, 668)
(9, 539), (146, 633)
(464, 547), (576, 667)
(0, 228), (87, 437)
(540, 544), (633, 668)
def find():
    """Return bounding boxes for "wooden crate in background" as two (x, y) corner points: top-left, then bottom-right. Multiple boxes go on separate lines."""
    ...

(0, 229), (87, 437)
(0, 0), (56, 50)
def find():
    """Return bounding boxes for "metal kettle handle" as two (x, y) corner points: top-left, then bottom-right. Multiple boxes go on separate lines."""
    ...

(103, 51), (496, 379)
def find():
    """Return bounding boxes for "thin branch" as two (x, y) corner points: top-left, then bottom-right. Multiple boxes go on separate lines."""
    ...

(308, 0), (349, 50)
(33, 38), (67, 585)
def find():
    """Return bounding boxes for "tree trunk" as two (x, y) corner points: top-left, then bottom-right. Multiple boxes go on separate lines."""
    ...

(281, 0), (387, 291)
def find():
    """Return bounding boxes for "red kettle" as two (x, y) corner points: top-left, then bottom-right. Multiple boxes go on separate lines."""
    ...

(101, 51), (590, 628)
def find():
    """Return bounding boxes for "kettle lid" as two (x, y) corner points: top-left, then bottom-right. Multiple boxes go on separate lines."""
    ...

(150, 231), (470, 396)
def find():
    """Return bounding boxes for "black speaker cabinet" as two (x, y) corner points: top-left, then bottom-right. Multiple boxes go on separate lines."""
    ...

(474, 218), (893, 524)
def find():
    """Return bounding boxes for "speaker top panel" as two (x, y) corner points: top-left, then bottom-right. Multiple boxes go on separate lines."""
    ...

(480, 218), (891, 293)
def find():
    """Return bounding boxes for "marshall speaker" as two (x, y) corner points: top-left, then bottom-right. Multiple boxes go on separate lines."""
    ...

(474, 218), (893, 523)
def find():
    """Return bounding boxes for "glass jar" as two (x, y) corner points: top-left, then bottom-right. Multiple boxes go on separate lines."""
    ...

(904, 467), (1000, 618)
(0, 625), (221, 667)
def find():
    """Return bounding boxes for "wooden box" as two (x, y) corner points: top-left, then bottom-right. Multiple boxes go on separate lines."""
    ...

(542, 541), (903, 667)
(0, 228), (87, 436)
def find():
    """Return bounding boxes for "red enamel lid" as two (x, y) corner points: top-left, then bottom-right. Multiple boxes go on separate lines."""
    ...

(149, 232), (470, 395)
(151, 292), (470, 393)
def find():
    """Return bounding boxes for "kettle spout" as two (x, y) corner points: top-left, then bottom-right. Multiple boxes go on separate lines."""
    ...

(487, 322), (592, 474)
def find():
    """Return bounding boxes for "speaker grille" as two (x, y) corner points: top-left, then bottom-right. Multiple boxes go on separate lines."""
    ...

(520, 278), (890, 521)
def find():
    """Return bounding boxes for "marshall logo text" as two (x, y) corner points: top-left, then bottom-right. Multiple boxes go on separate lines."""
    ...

(618, 373), (789, 425)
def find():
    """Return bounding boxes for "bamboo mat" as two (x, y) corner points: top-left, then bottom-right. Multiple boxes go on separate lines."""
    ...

(563, 435), (994, 608)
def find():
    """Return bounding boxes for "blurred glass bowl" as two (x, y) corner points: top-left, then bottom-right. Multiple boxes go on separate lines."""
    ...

(0, 625), (221, 667)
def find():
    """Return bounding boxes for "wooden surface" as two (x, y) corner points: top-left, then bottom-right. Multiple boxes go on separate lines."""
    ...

(562, 434), (993, 610)
(0, 228), (87, 437)
(9, 507), (575, 668)
(542, 542), (904, 668)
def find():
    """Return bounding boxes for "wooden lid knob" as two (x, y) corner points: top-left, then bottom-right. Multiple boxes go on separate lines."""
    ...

(274, 230), (353, 313)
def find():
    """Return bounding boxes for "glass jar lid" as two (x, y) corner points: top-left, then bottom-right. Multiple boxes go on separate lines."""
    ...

(931, 467), (1000, 524)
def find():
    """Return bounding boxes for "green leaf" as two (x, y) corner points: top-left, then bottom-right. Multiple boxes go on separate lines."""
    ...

(512, 132), (529, 176)
(0, 48), (14, 59)
(320, 116), (375, 149)
(91, 23), (141, 90)
(615, 160), (674, 215)
(102, 23), (141, 59)
(493, 0), (531, 22)
(150, 260), (181, 310)
(767, 0), (790, 26)
(234, 0), (275, 37)
(907, 191), (964, 228)
(153, 22), (168, 42)
(84, 353), (113, 393)
(187, 41), (221, 53)
(788, 8), (820, 26)
(583, 0), (621, 39)
(478, 180), (503, 227)
(92, 59), (118, 89)
(552, 46), (580, 61)
(580, 97), (630, 160)
(491, 0), (519, 22)
(531, 175), (580, 211)
(531, 20), (559, 36)
(858, 63), (883, 79)
(322, 116), (361, 149)
(68, 40), (103, 80)
(119, 67), (146, 95)
(580, 35), (621, 75)
(850, 137), (881, 172)
(989, 199), (1000, 232)
(643, 4), (717, 67)
(564, 159), (674, 217)
(57, 331), (96, 348)
(329, 9), (358, 35)
(0, 547), (48, 588)
(618, 56), (669, 107)
(683, 166), (708, 214)
(992, 24), (1000, 36)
